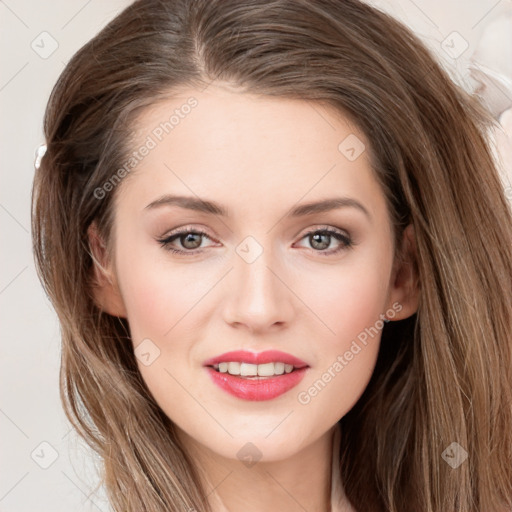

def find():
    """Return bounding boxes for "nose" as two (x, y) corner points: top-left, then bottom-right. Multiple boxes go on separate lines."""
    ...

(221, 241), (295, 334)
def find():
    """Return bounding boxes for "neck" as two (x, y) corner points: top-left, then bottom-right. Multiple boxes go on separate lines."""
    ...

(180, 425), (340, 512)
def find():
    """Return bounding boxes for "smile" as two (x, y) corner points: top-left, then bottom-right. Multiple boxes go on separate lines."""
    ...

(212, 361), (296, 377)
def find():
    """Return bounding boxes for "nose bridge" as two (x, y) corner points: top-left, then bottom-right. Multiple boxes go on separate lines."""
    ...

(223, 234), (293, 330)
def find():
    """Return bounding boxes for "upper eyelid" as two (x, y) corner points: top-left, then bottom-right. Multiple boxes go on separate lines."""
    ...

(160, 224), (350, 239)
(160, 226), (217, 242)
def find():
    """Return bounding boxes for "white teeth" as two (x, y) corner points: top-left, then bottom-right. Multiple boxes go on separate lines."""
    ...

(271, 362), (285, 375)
(227, 362), (241, 375)
(240, 363), (258, 376)
(258, 362), (281, 376)
(214, 361), (297, 377)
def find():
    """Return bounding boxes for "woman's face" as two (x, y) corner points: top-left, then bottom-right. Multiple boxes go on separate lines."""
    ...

(96, 82), (414, 462)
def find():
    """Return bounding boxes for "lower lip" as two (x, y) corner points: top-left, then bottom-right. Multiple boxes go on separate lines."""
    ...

(205, 367), (308, 401)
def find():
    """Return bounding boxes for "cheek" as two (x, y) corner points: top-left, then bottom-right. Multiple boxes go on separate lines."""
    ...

(319, 273), (383, 332)
(116, 244), (207, 342)
(121, 271), (178, 342)
(293, 247), (391, 412)
(116, 252), (205, 404)
(298, 249), (391, 349)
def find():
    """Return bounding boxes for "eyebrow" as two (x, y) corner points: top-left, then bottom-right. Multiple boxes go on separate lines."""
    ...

(144, 194), (371, 220)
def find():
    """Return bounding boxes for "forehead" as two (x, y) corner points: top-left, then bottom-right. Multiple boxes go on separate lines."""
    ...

(115, 84), (386, 221)
(132, 83), (365, 158)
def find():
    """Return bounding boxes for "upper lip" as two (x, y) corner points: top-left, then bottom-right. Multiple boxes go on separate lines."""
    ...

(203, 350), (309, 368)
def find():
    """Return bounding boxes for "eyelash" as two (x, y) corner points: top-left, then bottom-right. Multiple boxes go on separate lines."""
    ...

(156, 225), (354, 257)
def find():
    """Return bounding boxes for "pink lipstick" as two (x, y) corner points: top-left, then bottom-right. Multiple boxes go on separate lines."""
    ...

(203, 350), (309, 401)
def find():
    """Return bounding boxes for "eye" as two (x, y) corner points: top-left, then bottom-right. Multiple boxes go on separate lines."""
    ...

(294, 227), (354, 256)
(156, 225), (355, 257)
(156, 227), (217, 255)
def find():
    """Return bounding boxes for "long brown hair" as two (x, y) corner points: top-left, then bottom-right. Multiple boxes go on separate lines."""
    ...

(31, 0), (512, 510)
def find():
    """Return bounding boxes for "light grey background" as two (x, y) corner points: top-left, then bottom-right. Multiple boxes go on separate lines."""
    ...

(1, 1), (511, 511)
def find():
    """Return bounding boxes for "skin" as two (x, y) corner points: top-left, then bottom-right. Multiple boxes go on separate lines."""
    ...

(89, 82), (419, 512)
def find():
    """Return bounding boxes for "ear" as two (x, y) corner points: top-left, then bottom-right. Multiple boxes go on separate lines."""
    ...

(385, 223), (420, 321)
(87, 222), (128, 318)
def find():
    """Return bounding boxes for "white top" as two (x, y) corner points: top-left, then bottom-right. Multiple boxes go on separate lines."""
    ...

(200, 421), (356, 512)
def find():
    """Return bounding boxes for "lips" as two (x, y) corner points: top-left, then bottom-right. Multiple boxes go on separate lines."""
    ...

(203, 350), (309, 369)
(203, 350), (310, 400)
(205, 366), (308, 401)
